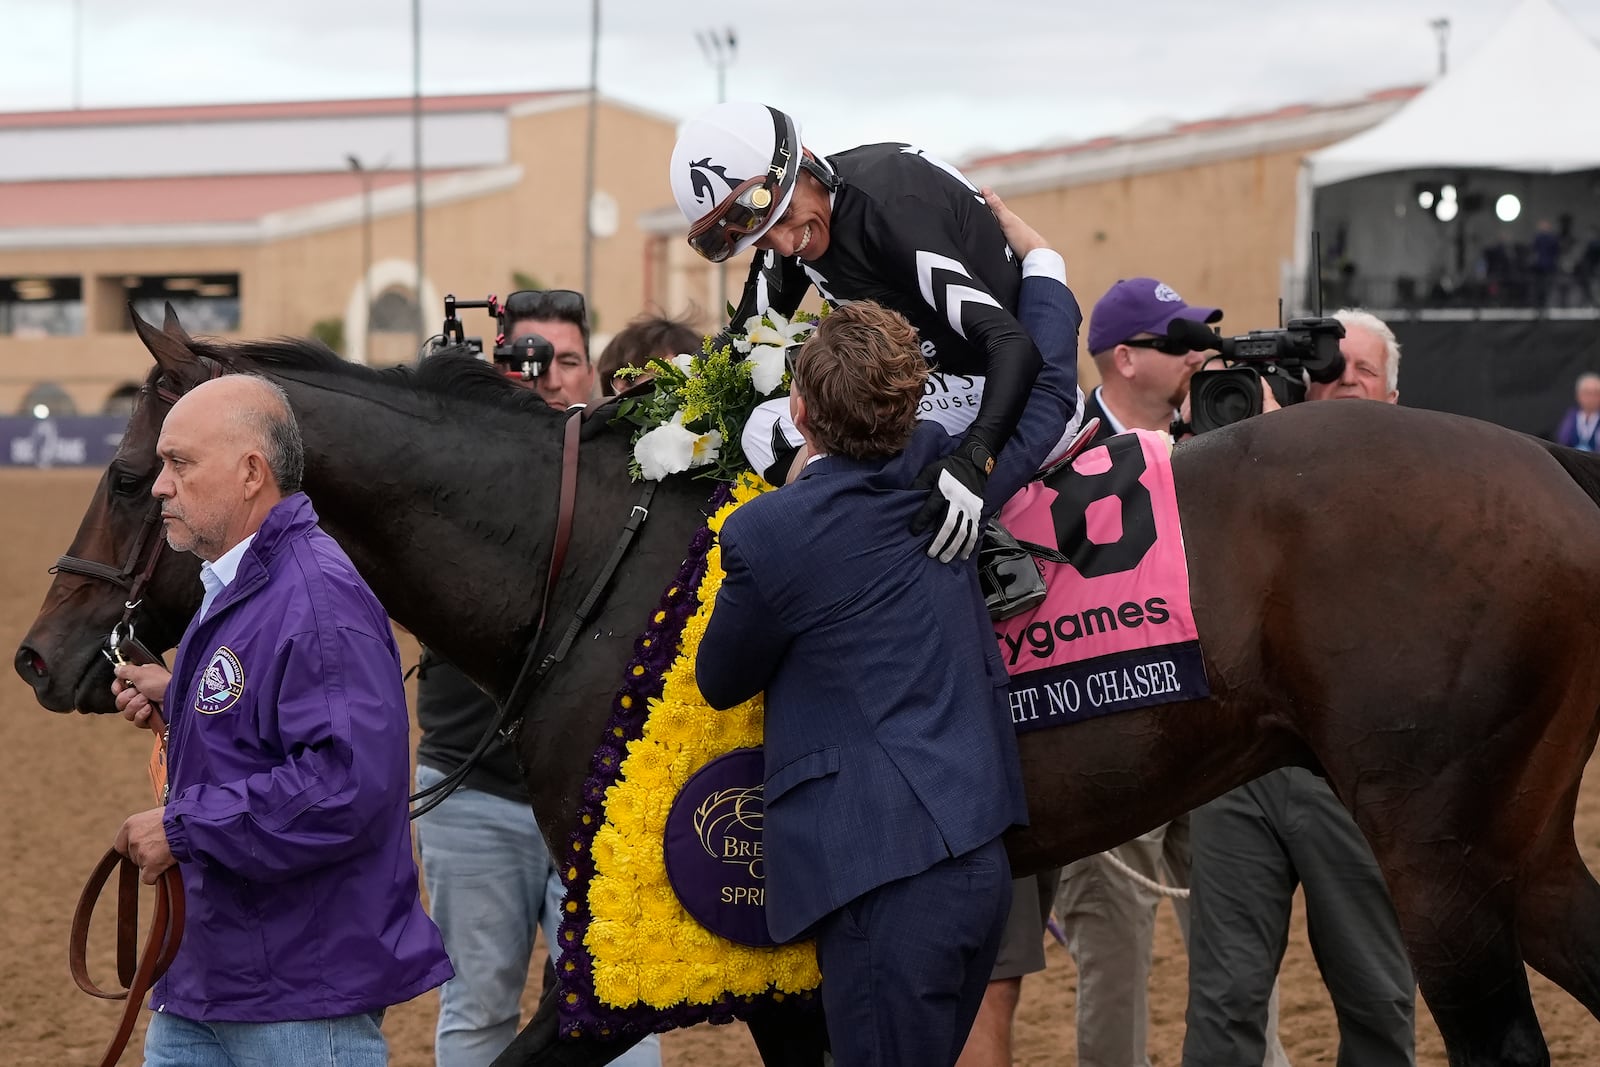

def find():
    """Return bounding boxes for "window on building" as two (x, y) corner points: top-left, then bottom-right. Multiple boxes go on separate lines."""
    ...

(115, 274), (242, 333)
(103, 383), (142, 419)
(20, 382), (77, 419)
(370, 287), (420, 334)
(0, 277), (85, 337)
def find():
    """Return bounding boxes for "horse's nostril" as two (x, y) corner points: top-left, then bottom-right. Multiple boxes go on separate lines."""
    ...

(16, 645), (47, 679)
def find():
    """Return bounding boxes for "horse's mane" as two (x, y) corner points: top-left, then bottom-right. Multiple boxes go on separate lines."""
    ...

(185, 336), (560, 417)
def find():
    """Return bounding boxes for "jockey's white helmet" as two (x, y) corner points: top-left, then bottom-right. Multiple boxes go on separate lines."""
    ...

(670, 101), (803, 262)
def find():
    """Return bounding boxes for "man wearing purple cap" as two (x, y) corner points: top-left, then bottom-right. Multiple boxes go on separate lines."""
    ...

(1076, 277), (1221, 443)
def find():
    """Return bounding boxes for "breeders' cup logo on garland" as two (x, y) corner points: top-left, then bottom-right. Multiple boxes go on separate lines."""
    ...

(688, 158), (743, 210)
(195, 646), (246, 715)
(695, 785), (765, 879)
(663, 747), (774, 947)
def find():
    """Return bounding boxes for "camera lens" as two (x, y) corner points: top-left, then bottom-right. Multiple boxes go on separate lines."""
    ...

(1190, 369), (1264, 434)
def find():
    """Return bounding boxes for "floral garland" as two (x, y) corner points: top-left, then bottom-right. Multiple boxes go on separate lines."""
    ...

(615, 310), (821, 484)
(555, 474), (821, 1038)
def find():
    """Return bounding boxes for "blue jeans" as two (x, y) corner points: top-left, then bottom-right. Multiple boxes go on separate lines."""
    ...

(143, 1010), (385, 1066)
(414, 765), (660, 1067)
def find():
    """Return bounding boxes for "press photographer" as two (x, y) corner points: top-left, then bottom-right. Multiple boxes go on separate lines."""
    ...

(1182, 307), (1414, 1067)
(428, 288), (596, 409)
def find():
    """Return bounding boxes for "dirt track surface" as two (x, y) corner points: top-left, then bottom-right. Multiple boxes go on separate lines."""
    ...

(6, 468), (1599, 1065)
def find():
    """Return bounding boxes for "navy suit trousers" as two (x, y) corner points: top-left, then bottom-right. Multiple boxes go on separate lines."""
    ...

(813, 836), (1012, 1067)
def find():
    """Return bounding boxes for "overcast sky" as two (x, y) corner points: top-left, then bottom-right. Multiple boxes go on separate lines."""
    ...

(3, 0), (1598, 161)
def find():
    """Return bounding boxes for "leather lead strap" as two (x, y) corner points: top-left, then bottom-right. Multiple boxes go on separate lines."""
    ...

(70, 850), (185, 1067)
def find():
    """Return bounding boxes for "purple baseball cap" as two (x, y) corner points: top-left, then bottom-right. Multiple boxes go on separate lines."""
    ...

(1087, 277), (1223, 355)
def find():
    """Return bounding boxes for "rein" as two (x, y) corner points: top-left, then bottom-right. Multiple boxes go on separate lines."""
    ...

(408, 404), (658, 819)
(68, 707), (184, 1067)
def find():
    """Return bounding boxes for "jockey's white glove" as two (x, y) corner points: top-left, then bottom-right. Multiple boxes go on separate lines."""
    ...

(910, 441), (992, 563)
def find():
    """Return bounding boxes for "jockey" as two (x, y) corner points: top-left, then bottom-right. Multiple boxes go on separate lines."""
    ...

(670, 100), (1081, 563)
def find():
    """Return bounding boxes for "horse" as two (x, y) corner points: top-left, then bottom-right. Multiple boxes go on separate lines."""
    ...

(17, 309), (1600, 1067)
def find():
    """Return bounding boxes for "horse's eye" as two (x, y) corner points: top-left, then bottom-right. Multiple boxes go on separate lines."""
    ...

(111, 472), (144, 496)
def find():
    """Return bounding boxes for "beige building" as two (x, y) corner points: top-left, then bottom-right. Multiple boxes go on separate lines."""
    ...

(640, 86), (1422, 388)
(0, 91), (683, 415)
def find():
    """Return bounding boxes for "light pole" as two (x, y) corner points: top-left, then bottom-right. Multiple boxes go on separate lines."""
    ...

(411, 0), (425, 352)
(582, 0), (601, 310)
(72, 0), (84, 109)
(698, 27), (737, 314)
(1429, 17), (1451, 77)
(347, 155), (375, 360)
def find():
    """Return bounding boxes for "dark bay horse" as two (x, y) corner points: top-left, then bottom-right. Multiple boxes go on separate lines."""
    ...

(18, 311), (1600, 1067)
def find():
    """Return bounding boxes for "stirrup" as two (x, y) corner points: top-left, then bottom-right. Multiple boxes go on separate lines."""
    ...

(978, 520), (1049, 621)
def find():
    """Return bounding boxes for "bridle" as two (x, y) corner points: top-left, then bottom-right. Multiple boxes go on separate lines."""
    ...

(51, 362), (223, 670)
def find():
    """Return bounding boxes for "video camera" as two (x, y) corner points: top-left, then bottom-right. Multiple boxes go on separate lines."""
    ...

(427, 294), (553, 381)
(1170, 232), (1349, 436)
(1170, 316), (1347, 435)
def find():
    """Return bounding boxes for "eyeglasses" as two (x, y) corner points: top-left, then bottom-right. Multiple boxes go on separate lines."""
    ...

(783, 343), (805, 387)
(500, 289), (586, 327)
(1121, 335), (1193, 356)
(687, 176), (783, 264)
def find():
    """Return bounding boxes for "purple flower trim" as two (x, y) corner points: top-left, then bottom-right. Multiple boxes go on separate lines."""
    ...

(555, 483), (820, 1039)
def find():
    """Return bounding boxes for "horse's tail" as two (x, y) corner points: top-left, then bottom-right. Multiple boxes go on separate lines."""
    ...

(1538, 438), (1600, 509)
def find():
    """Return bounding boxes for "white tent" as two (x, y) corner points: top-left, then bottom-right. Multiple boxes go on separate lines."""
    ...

(1309, 0), (1600, 187)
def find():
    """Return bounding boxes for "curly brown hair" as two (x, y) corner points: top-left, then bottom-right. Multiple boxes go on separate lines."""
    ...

(791, 302), (928, 460)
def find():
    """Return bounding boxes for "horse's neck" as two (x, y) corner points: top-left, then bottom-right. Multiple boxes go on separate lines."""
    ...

(280, 376), (562, 688)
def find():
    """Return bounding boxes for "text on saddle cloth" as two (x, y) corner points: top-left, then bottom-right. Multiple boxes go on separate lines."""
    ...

(995, 429), (1209, 732)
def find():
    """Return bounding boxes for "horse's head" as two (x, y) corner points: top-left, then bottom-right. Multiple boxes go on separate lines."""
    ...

(16, 307), (217, 713)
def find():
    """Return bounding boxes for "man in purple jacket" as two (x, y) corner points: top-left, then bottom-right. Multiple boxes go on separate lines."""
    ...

(111, 374), (452, 1066)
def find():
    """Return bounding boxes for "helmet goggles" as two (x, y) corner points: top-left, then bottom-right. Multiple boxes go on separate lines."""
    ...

(685, 106), (798, 264)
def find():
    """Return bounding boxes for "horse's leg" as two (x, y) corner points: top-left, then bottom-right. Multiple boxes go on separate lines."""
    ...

(745, 998), (829, 1066)
(1518, 834), (1600, 1018)
(1375, 841), (1548, 1067)
(489, 985), (645, 1067)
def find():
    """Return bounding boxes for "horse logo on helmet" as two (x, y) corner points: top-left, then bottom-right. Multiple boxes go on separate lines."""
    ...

(688, 158), (743, 212)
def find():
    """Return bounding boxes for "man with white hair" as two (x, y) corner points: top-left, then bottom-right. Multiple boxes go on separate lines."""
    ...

(1181, 308), (1416, 1067)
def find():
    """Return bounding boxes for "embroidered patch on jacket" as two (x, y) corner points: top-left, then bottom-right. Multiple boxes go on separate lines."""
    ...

(194, 646), (246, 715)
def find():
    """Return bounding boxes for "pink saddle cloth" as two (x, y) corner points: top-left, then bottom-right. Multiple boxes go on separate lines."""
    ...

(994, 429), (1209, 732)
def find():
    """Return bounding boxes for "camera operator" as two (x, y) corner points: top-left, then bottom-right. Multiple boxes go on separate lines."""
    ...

(1181, 309), (1415, 1067)
(412, 289), (660, 1067)
(501, 288), (597, 409)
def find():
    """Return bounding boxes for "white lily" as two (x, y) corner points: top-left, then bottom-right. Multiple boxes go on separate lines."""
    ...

(669, 353), (696, 374)
(634, 412), (721, 480)
(689, 426), (723, 469)
(745, 309), (814, 349)
(747, 344), (789, 396)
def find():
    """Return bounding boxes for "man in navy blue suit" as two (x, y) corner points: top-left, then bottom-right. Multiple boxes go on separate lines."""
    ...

(695, 214), (1080, 1065)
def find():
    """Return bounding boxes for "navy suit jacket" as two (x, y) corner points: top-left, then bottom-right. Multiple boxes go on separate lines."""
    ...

(695, 272), (1082, 942)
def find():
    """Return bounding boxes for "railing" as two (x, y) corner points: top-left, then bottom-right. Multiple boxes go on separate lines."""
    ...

(1287, 269), (1600, 319)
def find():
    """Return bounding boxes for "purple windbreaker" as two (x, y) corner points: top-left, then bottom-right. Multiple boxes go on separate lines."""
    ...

(155, 493), (451, 1022)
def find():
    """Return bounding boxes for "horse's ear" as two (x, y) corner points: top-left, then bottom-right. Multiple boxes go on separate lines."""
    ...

(161, 302), (195, 345)
(130, 303), (196, 375)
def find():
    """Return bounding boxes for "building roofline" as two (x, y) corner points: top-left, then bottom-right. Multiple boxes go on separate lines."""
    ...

(0, 164), (522, 251)
(0, 90), (579, 130)
(961, 85), (1424, 197)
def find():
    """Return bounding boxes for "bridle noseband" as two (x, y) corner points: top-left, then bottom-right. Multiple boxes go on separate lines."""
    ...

(51, 359), (224, 670)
